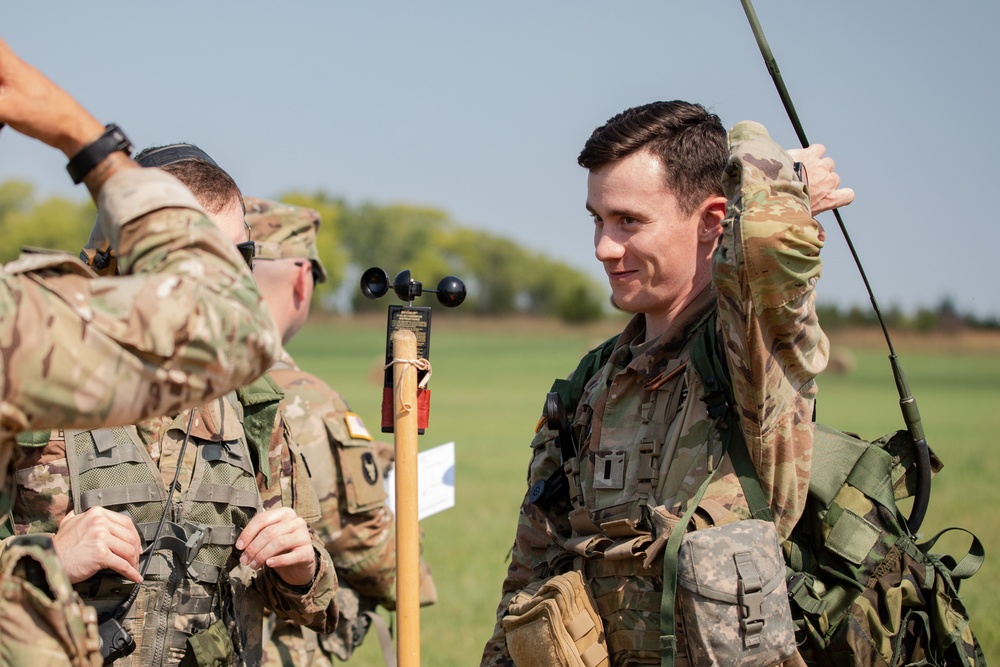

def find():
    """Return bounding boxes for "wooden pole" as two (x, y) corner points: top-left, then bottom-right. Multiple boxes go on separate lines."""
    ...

(392, 329), (420, 667)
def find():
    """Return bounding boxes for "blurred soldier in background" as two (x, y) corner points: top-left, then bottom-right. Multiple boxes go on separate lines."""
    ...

(9, 146), (338, 666)
(246, 197), (436, 666)
(0, 38), (282, 667)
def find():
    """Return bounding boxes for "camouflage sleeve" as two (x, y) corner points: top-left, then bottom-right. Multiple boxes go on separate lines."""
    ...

(481, 417), (572, 666)
(9, 433), (71, 536)
(257, 534), (338, 635)
(712, 120), (830, 538)
(0, 167), (280, 438)
(254, 408), (338, 633)
(273, 369), (402, 606)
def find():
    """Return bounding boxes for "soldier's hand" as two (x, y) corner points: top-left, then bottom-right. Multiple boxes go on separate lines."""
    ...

(236, 507), (317, 588)
(52, 508), (143, 584)
(0, 38), (104, 158)
(787, 144), (855, 215)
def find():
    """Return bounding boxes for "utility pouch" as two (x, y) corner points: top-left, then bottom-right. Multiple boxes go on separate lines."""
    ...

(675, 519), (794, 667)
(179, 618), (234, 667)
(502, 570), (609, 667)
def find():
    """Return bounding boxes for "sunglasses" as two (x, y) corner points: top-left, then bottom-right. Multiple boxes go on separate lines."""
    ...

(294, 261), (322, 286)
(235, 241), (255, 269)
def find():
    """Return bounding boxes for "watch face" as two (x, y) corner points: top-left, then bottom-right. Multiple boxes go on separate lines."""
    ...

(107, 124), (134, 154)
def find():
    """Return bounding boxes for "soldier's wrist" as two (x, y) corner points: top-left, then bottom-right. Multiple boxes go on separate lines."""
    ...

(280, 548), (322, 592)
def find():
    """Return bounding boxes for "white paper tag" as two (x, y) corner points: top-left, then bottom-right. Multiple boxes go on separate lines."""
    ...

(385, 441), (456, 521)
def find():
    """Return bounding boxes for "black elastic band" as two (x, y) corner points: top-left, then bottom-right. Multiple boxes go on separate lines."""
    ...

(135, 143), (219, 169)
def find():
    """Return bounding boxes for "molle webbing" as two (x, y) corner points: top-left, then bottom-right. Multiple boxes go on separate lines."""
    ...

(65, 424), (260, 584)
(65, 426), (165, 525)
(635, 359), (687, 502)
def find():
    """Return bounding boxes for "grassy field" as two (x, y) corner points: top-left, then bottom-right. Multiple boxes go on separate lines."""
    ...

(287, 315), (999, 665)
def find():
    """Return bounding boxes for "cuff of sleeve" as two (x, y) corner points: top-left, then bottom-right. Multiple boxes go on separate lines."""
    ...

(272, 547), (332, 596)
(724, 121), (803, 196)
(95, 167), (207, 250)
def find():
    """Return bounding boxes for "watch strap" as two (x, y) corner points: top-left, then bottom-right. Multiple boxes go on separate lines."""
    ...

(66, 124), (133, 185)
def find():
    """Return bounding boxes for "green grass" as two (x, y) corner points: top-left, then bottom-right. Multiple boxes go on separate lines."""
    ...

(288, 317), (999, 665)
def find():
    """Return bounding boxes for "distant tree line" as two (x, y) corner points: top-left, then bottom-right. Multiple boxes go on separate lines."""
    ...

(3, 180), (996, 330)
(0, 181), (606, 323)
(817, 298), (1000, 332)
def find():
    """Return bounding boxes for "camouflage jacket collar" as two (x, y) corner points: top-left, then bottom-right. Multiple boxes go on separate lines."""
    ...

(609, 285), (716, 385)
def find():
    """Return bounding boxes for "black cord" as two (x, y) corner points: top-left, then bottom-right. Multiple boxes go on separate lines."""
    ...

(111, 408), (197, 621)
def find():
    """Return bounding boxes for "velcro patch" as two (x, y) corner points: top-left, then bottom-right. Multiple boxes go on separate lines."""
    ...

(593, 451), (626, 490)
(344, 412), (373, 441)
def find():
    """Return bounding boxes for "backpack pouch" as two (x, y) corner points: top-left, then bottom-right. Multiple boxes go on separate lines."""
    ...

(676, 519), (795, 667)
(503, 570), (609, 667)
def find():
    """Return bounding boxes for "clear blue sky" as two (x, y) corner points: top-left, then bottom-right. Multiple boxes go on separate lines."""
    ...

(4, 2), (998, 317)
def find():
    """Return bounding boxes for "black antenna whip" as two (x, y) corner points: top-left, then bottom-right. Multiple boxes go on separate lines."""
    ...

(740, 0), (931, 533)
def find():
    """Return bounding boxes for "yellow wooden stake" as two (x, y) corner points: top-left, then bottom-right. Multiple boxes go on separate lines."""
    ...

(392, 329), (420, 667)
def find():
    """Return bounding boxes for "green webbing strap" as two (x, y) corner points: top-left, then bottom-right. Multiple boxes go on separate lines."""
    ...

(723, 425), (772, 522)
(659, 311), (777, 664)
(917, 527), (986, 582)
(551, 334), (620, 411)
(844, 446), (896, 511)
(235, 373), (285, 488)
(659, 458), (719, 667)
(689, 313), (772, 521)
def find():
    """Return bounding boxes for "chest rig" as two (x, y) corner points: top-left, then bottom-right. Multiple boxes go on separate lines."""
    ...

(538, 317), (720, 665)
(66, 394), (264, 667)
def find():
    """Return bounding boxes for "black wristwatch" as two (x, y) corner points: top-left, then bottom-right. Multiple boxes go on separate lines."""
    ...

(66, 123), (133, 185)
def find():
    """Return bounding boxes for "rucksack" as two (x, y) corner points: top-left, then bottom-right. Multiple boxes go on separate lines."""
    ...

(553, 316), (985, 667)
(687, 313), (985, 667)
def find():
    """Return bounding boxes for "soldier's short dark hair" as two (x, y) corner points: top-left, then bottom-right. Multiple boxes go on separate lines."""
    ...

(134, 145), (244, 215)
(577, 101), (728, 214)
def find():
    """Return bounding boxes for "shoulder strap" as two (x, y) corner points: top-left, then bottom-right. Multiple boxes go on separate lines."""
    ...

(551, 334), (620, 415)
(660, 313), (773, 667)
(688, 313), (772, 522)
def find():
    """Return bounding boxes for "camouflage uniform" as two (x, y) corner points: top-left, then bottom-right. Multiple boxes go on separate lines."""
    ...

(10, 380), (339, 667)
(244, 198), (434, 666)
(482, 122), (828, 666)
(0, 168), (280, 667)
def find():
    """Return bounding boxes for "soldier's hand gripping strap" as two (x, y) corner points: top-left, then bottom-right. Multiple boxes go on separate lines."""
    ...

(675, 520), (795, 666)
(502, 570), (610, 667)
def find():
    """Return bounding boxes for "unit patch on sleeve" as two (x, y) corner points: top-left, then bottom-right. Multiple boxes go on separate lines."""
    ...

(361, 452), (380, 485)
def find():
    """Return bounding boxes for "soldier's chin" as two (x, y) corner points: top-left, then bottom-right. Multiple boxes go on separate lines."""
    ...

(609, 292), (643, 313)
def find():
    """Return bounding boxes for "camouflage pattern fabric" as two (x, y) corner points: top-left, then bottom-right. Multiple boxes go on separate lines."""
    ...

(8, 382), (337, 667)
(261, 351), (436, 667)
(784, 426), (983, 666)
(0, 535), (100, 667)
(244, 197), (327, 283)
(482, 122), (827, 666)
(0, 168), (279, 486)
(0, 168), (279, 667)
(674, 519), (795, 666)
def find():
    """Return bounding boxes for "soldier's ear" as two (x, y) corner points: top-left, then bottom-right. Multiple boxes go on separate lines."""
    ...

(697, 196), (727, 243)
(292, 261), (312, 301)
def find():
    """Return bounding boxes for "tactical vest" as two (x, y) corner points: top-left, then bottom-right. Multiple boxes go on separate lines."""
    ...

(550, 318), (721, 666)
(547, 315), (985, 667)
(64, 394), (263, 667)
